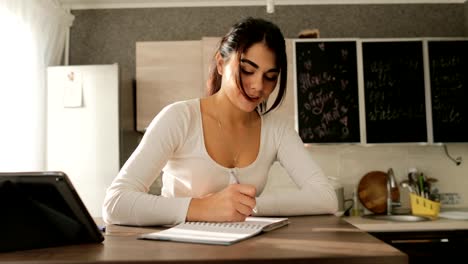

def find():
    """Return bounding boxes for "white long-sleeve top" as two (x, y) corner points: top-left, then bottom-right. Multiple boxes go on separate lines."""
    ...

(103, 99), (337, 226)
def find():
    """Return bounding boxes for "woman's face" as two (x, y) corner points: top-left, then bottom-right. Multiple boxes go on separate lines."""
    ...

(219, 42), (280, 112)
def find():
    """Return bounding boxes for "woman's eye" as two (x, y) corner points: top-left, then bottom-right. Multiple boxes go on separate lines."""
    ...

(241, 68), (254, 75)
(265, 75), (278, 81)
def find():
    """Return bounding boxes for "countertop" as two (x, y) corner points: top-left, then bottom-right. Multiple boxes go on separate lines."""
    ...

(0, 215), (407, 264)
(343, 214), (468, 232)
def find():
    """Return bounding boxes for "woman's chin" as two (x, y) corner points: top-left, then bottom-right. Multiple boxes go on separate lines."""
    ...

(236, 100), (255, 112)
(239, 95), (262, 112)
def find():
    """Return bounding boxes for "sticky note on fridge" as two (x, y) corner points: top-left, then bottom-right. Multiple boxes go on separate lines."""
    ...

(63, 71), (83, 108)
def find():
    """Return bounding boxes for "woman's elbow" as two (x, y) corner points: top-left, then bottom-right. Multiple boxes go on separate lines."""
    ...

(102, 190), (128, 225)
(102, 196), (118, 225)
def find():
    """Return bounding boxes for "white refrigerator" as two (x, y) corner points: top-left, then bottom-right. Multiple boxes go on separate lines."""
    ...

(46, 64), (119, 217)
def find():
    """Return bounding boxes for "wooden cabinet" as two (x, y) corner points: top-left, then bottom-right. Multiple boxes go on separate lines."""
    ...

(370, 230), (468, 263)
(135, 41), (204, 132)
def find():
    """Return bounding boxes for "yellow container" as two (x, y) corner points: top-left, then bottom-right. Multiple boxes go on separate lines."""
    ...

(410, 193), (440, 217)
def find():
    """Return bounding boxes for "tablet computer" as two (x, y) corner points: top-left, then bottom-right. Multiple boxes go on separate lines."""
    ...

(0, 171), (104, 252)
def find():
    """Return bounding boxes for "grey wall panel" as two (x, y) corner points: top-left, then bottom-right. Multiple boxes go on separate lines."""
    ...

(69, 4), (466, 166)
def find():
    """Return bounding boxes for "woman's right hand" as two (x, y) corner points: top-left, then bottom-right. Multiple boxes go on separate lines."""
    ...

(186, 184), (256, 222)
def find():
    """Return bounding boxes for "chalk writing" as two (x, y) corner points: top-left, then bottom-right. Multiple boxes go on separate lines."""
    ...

(363, 41), (427, 143)
(429, 40), (468, 142)
(295, 41), (360, 143)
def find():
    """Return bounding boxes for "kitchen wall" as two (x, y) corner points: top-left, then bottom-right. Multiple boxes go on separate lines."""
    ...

(69, 3), (468, 209)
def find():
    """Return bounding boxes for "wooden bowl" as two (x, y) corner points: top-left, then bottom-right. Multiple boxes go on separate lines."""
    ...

(358, 171), (399, 214)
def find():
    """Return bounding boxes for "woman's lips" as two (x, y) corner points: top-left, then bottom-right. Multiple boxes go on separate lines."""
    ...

(246, 93), (261, 101)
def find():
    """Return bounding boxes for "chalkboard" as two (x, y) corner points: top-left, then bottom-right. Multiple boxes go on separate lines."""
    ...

(295, 40), (360, 143)
(428, 40), (468, 143)
(362, 41), (427, 143)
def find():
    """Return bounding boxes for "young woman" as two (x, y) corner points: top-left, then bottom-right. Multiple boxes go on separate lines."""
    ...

(103, 17), (337, 226)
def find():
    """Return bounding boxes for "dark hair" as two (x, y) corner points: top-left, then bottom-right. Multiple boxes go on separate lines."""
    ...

(206, 17), (287, 114)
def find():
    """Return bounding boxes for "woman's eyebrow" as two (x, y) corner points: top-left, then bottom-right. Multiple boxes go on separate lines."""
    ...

(241, 58), (279, 73)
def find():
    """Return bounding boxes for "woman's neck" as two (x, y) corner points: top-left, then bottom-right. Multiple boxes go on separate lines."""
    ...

(210, 93), (256, 128)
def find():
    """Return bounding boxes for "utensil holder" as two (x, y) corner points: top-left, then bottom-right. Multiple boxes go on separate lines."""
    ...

(410, 193), (440, 217)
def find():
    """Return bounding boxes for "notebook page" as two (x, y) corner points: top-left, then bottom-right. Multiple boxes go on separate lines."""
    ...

(139, 217), (288, 245)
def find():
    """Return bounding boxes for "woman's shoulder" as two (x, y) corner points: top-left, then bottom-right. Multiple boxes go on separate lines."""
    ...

(146, 99), (200, 131)
(161, 99), (200, 114)
(261, 111), (297, 145)
(156, 99), (200, 121)
(262, 110), (294, 130)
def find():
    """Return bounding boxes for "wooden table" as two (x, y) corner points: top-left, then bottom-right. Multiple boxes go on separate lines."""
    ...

(0, 215), (407, 263)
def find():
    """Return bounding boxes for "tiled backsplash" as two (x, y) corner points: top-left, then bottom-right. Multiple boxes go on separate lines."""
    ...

(148, 143), (467, 210)
(263, 144), (468, 209)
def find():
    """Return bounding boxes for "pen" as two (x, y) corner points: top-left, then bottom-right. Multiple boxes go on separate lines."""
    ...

(229, 170), (258, 214)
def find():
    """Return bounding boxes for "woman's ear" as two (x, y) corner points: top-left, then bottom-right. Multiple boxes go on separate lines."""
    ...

(215, 52), (224, 75)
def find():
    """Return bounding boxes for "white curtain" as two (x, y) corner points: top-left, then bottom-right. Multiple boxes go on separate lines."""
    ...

(0, 0), (74, 171)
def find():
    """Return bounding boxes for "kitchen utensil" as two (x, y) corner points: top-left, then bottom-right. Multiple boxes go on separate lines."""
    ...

(399, 179), (410, 185)
(400, 181), (414, 193)
(358, 171), (400, 214)
(426, 177), (438, 183)
(408, 168), (418, 184)
(425, 177), (438, 192)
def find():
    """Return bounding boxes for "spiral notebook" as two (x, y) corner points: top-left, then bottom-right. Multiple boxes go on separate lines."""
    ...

(139, 217), (289, 245)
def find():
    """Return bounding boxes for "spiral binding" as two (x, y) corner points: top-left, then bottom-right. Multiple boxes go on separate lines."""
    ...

(185, 222), (261, 230)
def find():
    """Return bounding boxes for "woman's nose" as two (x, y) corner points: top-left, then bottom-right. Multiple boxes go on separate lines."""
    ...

(250, 74), (264, 92)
